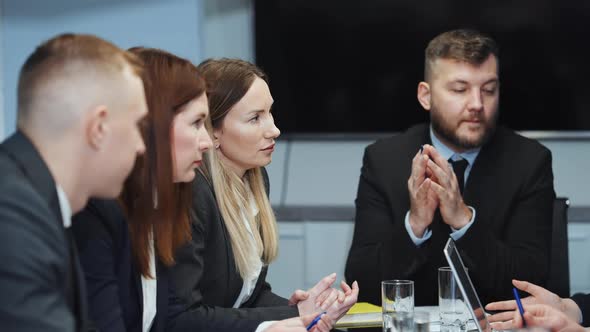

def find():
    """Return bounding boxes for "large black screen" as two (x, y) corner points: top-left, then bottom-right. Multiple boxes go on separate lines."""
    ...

(254, 0), (590, 133)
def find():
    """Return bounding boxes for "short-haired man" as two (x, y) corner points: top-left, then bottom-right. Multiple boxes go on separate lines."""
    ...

(0, 33), (147, 331)
(345, 29), (555, 308)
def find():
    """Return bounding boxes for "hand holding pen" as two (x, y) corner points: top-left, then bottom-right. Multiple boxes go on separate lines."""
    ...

(486, 280), (582, 330)
(513, 287), (527, 327)
(306, 312), (327, 331)
(510, 286), (585, 332)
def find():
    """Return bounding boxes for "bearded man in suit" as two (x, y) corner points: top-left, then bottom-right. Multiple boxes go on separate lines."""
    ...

(345, 29), (555, 309)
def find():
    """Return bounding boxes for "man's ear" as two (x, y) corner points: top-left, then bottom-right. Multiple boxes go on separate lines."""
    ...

(417, 81), (432, 112)
(86, 105), (109, 150)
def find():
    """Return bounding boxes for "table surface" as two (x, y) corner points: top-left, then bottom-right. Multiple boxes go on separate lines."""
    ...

(416, 306), (480, 332)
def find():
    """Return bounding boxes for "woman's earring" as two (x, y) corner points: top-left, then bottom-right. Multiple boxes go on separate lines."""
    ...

(215, 143), (220, 149)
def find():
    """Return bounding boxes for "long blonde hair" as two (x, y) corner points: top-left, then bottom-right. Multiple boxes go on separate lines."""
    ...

(198, 58), (278, 278)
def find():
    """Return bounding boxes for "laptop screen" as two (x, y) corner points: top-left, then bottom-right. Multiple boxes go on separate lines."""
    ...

(443, 237), (492, 332)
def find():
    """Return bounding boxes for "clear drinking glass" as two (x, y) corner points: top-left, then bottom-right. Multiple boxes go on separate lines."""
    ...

(382, 280), (414, 332)
(438, 267), (470, 332)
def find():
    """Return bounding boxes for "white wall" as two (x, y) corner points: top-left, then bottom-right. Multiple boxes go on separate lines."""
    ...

(1, 0), (204, 138)
(201, 0), (254, 61)
(266, 139), (590, 207)
(0, 0), (258, 139)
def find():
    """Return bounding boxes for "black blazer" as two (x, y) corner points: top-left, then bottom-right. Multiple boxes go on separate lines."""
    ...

(571, 293), (590, 327)
(0, 131), (88, 331)
(345, 124), (555, 307)
(72, 198), (260, 332)
(169, 168), (299, 327)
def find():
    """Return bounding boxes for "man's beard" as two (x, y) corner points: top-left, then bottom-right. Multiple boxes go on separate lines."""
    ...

(430, 107), (498, 150)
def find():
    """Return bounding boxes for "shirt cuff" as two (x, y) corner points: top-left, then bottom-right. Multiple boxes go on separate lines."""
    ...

(405, 211), (432, 246)
(449, 206), (476, 241)
(257, 321), (276, 332)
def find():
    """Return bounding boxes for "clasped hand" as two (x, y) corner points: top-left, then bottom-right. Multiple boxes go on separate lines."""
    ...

(407, 144), (472, 237)
(288, 273), (359, 328)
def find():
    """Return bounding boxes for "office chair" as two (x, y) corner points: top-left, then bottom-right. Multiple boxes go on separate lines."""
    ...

(547, 197), (570, 298)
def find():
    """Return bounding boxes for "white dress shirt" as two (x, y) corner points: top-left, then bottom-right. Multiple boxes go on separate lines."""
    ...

(141, 232), (157, 332)
(56, 186), (71, 228)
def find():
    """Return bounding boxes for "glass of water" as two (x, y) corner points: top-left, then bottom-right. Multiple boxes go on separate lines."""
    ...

(383, 311), (414, 332)
(438, 267), (470, 332)
(382, 280), (414, 332)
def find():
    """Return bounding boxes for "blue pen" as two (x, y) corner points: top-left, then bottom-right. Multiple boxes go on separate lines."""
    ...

(513, 287), (527, 327)
(306, 312), (326, 331)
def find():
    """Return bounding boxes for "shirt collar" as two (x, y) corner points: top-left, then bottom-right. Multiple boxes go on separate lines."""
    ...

(429, 126), (481, 165)
(56, 185), (72, 228)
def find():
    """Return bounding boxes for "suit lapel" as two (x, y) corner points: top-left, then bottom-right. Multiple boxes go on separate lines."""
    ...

(67, 230), (89, 331)
(153, 261), (168, 332)
(213, 177), (244, 306)
(462, 130), (501, 222)
(131, 261), (144, 318)
(217, 211), (243, 306)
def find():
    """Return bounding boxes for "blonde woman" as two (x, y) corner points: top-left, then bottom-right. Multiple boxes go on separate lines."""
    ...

(170, 58), (358, 329)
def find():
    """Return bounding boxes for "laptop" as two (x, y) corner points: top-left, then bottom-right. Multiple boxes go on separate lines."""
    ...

(443, 237), (492, 332)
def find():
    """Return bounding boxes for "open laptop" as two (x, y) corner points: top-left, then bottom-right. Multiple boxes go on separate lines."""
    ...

(443, 237), (493, 332)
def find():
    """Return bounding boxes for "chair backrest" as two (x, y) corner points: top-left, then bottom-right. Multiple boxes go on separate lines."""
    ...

(547, 197), (570, 298)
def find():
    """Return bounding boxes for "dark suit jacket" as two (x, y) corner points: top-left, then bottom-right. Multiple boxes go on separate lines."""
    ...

(0, 131), (88, 331)
(345, 124), (555, 307)
(72, 198), (260, 332)
(571, 293), (590, 327)
(169, 167), (299, 327)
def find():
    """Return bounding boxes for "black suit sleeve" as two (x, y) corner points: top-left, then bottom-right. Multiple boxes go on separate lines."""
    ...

(456, 148), (555, 302)
(165, 274), (262, 332)
(171, 171), (298, 326)
(0, 181), (75, 331)
(170, 231), (282, 329)
(571, 293), (590, 327)
(71, 201), (128, 332)
(345, 146), (428, 306)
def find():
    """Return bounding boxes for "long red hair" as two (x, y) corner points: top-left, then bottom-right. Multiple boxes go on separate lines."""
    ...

(120, 47), (206, 277)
